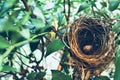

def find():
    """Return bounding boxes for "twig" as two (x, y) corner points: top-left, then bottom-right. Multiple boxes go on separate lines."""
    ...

(63, 0), (66, 14)
(16, 51), (29, 59)
(109, 18), (120, 22)
(62, 33), (70, 49)
(91, 5), (96, 17)
(67, 0), (70, 23)
(62, 62), (75, 66)
(37, 37), (45, 65)
(21, 0), (36, 18)
(51, 26), (62, 39)
(16, 54), (32, 68)
(0, 73), (8, 78)
(0, 32), (47, 67)
(0, 72), (19, 80)
(94, 6), (110, 20)
(21, 48), (28, 56)
(63, 0), (68, 24)
(21, 0), (30, 11)
(8, 72), (19, 80)
(63, 0), (71, 24)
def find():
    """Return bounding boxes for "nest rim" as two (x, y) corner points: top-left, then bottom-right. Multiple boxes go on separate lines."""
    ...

(67, 17), (115, 67)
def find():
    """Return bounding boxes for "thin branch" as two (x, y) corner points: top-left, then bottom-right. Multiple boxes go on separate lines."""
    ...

(0, 32), (47, 67)
(63, 0), (68, 24)
(21, 0), (36, 18)
(8, 72), (19, 80)
(21, 48), (28, 56)
(91, 5), (96, 17)
(109, 18), (120, 22)
(63, 0), (66, 14)
(67, 0), (70, 23)
(16, 51), (29, 59)
(38, 37), (45, 65)
(63, 0), (71, 24)
(0, 72), (19, 80)
(21, 0), (30, 11)
(94, 6), (110, 20)
(51, 26), (62, 39)
(0, 73), (8, 77)
(16, 54), (32, 68)
(62, 62), (75, 66)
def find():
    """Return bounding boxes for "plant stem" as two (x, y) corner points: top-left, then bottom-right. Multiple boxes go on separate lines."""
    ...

(0, 32), (47, 69)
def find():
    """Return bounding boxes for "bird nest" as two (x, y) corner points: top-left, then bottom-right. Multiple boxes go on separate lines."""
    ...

(67, 17), (115, 79)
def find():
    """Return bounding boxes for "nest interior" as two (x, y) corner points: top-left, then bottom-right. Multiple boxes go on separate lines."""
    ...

(76, 18), (110, 56)
(67, 17), (115, 77)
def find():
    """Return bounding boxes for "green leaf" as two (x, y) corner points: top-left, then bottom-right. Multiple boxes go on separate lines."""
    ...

(19, 12), (30, 25)
(71, 0), (81, 2)
(57, 13), (67, 26)
(1, 65), (16, 72)
(56, 0), (62, 4)
(43, 3), (55, 10)
(112, 21), (120, 33)
(93, 76), (110, 80)
(36, 72), (46, 79)
(9, 10), (21, 22)
(41, 25), (52, 32)
(116, 36), (120, 45)
(9, 31), (26, 44)
(45, 39), (65, 57)
(108, 0), (120, 11)
(33, 7), (45, 21)
(27, 72), (46, 80)
(30, 40), (39, 52)
(0, 49), (6, 54)
(114, 47), (120, 80)
(62, 48), (69, 62)
(100, 1), (107, 7)
(52, 70), (72, 80)
(90, 0), (96, 7)
(61, 64), (69, 74)
(77, 2), (90, 13)
(31, 18), (45, 29)
(0, 18), (18, 32)
(27, 72), (36, 80)
(0, 0), (18, 16)
(0, 35), (10, 49)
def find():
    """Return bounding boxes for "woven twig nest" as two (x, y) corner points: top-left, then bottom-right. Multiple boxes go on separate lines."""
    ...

(67, 17), (115, 79)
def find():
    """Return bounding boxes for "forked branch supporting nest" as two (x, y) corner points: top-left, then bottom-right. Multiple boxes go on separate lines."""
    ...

(67, 17), (115, 80)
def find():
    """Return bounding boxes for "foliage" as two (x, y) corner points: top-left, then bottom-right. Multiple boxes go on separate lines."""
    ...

(0, 0), (119, 80)
(51, 70), (72, 80)
(114, 46), (120, 80)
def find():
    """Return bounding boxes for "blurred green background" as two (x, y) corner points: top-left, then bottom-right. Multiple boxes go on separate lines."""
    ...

(0, 0), (120, 80)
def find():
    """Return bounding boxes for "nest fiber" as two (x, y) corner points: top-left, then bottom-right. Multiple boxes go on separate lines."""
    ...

(67, 17), (115, 76)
